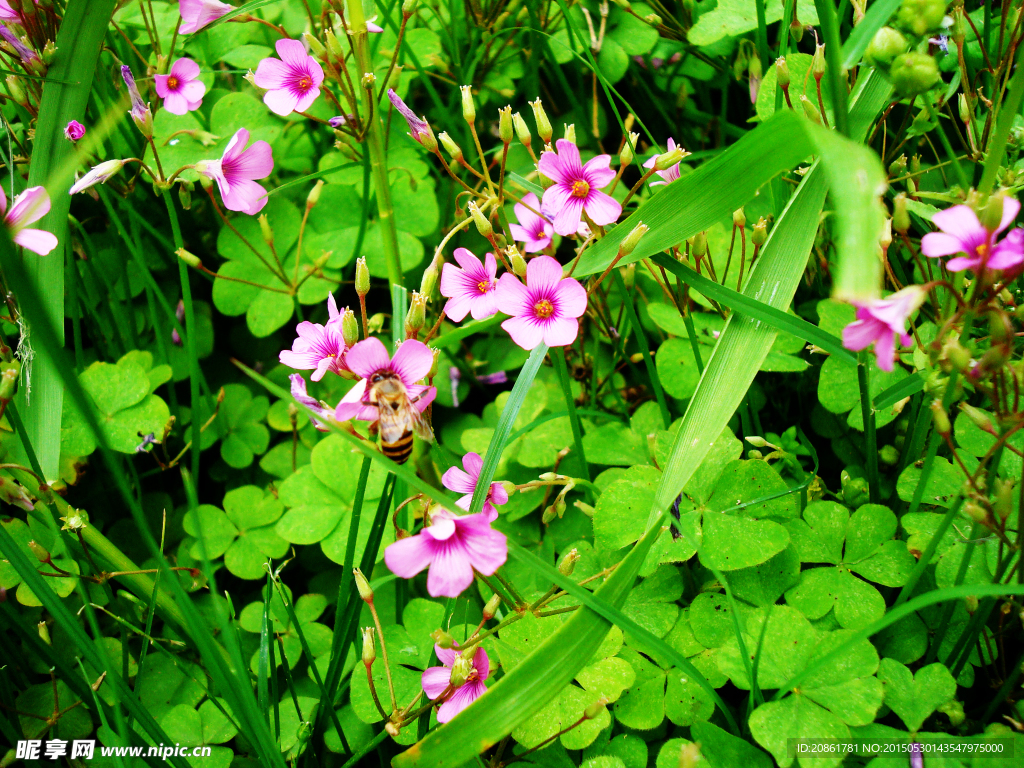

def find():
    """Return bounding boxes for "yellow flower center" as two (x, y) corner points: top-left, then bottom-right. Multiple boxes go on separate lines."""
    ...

(534, 299), (554, 318)
(298, 75), (313, 92)
(167, 76), (179, 89)
(977, 243), (989, 258)
(477, 279), (491, 294)
(571, 180), (590, 199)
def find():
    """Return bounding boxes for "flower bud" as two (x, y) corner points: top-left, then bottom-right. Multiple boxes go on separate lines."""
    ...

(5, 74), (25, 106)
(982, 193), (1008, 232)
(959, 93), (972, 124)
(620, 131), (638, 167)
(800, 95), (823, 124)
(0, 362), (18, 401)
(964, 595), (979, 614)
(583, 698), (607, 720)
(307, 180), (324, 208)
(692, 231), (708, 259)
(733, 208), (746, 228)
(354, 567), (374, 603)
(406, 291), (427, 335)
(964, 500), (989, 524)
(509, 244), (527, 278)
(751, 217), (768, 246)
(402, 0), (418, 16)
(994, 478), (1015, 521)
(513, 112), (532, 148)
(428, 347), (440, 379)
(621, 261), (635, 290)
(355, 256), (370, 297)
(176, 248), (202, 269)
(879, 445), (900, 466)
(37, 621), (50, 646)
(888, 194), (911, 235)
(27, 540), (49, 563)
(530, 98), (553, 144)
(541, 504), (558, 524)
(438, 131), (463, 162)
(258, 214), (274, 246)
(842, 476), (871, 508)
(303, 32), (326, 58)
(865, 26), (910, 70)
(890, 52), (940, 97)
(789, 18), (804, 43)
(644, 12), (661, 25)
(563, 123), (576, 144)
(812, 43), (826, 79)
(618, 221), (649, 258)
(420, 259), (438, 297)
(467, 201), (492, 238)
(482, 593), (502, 620)
(361, 71), (376, 88)
(889, 155), (908, 177)
(775, 57), (790, 88)
(325, 29), (344, 61)
(931, 399), (951, 436)
(460, 84), (476, 123)
(498, 105), (513, 143)
(654, 147), (685, 171)
(339, 308), (359, 347)
(431, 628), (455, 648)
(449, 653), (474, 688)
(896, 0), (946, 37)
(558, 548), (579, 576)
(362, 627), (376, 666)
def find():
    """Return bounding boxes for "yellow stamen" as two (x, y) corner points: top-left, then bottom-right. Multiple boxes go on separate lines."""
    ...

(534, 299), (554, 318)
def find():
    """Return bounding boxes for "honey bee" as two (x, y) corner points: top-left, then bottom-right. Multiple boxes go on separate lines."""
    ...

(366, 372), (434, 464)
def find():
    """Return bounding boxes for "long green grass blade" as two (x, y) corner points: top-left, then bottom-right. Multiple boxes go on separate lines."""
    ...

(17, 0), (117, 481)
(873, 371), (925, 409)
(841, 0), (903, 69)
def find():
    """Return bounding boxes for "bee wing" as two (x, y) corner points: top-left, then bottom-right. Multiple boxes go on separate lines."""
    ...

(376, 399), (412, 445)
(412, 409), (435, 443)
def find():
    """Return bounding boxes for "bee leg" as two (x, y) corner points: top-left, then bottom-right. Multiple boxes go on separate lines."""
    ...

(368, 420), (380, 437)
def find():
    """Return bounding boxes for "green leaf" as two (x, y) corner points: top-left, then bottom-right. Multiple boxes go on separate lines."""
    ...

(877, 659), (957, 732)
(593, 465), (660, 551)
(691, 721), (773, 768)
(842, 0), (903, 68)
(749, 694), (850, 768)
(689, 0), (819, 45)
(700, 513), (790, 571)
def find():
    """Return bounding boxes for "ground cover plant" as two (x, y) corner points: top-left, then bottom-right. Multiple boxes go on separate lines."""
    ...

(1, 0), (1024, 766)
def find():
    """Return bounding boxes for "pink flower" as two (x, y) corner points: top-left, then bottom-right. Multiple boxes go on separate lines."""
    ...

(64, 120), (85, 141)
(439, 247), (499, 322)
(384, 508), (507, 597)
(179, 0), (232, 34)
(921, 197), (1024, 272)
(253, 38), (324, 117)
(537, 139), (620, 236)
(421, 643), (490, 722)
(69, 159), (125, 195)
(387, 89), (433, 146)
(0, 186), (56, 256)
(279, 294), (348, 380)
(508, 193), (553, 253)
(196, 128), (273, 215)
(334, 337), (436, 422)
(289, 374), (331, 432)
(154, 58), (206, 115)
(0, 1), (19, 20)
(841, 286), (928, 372)
(442, 452), (508, 519)
(643, 137), (683, 186)
(495, 255), (587, 350)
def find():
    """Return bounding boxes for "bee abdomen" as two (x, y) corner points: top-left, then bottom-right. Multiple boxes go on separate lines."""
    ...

(382, 431), (414, 464)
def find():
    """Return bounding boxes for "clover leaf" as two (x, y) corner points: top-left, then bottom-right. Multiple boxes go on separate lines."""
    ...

(784, 502), (916, 629)
(877, 659), (957, 732)
(213, 383), (270, 468)
(239, 592), (333, 674)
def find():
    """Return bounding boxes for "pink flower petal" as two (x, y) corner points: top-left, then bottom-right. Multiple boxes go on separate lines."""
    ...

(582, 154), (616, 188)
(462, 452), (483, 478)
(391, 339), (433, 384)
(525, 254), (564, 294)
(436, 679), (486, 722)
(434, 644), (458, 666)
(346, 337), (391, 379)
(494, 273), (532, 317)
(541, 316), (579, 347)
(424, 515), (457, 541)
(276, 37), (310, 68)
(453, 247), (482, 272)
(584, 190), (622, 226)
(442, 466), (477, 495)
(996, 196), (1021, 235)
(421, 666), (452, 700)
(426, 542), (475, 597)
(162, 91), (190, 115)
(931, 205), (982, 241)
(501, 315), (546, 350)
(253, 57), (291, 90)
(8, 186), (50, 227)
(443, 293), (472, 322)
(488, 482), (509, 506)
(172, 57), (201, 80)
(873, 330), (896, 371)
(384, 532), (437, 579)
(471, 647), (490, 680)
(552, 196), (584, 237)
(13, 228), (57, 256)
(553, 276), (587, 318)
(263, 88), (300, 117)
(842, 319), (880, 352)
(920, 231), (968, 258)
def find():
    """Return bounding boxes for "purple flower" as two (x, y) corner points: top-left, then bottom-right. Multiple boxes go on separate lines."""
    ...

(387, 89), (433, 146)
(384, 507), (507, 597)
(421, 643), (490, 722)
(290, 374), (332, 432)
(0, 186), (56, 256)
(196, 128), (274, 214)
(64, 120), (85, 141)
(253, 38), (324, 116)
(334, 337), (436, 422)
(921, 197), (1023, 272)
(172, 299), (185, 346)
(842, 285), (927, 372)
(179, 0), (233, 34)
(279, 294), (348, 379)
(643, 137), (684, 186)
(537, 139), (620, 236)
(0, 24), (36, 64)
(442, 452), (509, 519)
(439, 247), (499, 322)
(329, 114), (354, 128)
(508, 192), (553, 253)
(69, 159), (125, 195)
(155, 58), (206, 115)
(120, 65), (153, 135)
(495, 255), (587, 350)
(477, 371), (507, 385)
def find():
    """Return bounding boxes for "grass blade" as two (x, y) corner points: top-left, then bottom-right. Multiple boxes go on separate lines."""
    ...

(841, 0), (903, 69)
